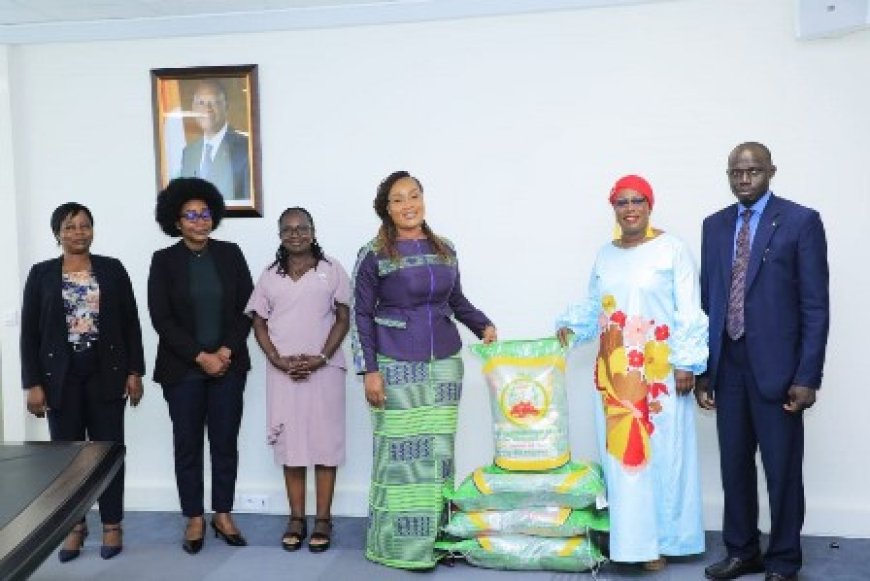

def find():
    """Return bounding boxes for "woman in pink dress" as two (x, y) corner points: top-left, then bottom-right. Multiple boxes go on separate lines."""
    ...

(246, 207), (350, 553)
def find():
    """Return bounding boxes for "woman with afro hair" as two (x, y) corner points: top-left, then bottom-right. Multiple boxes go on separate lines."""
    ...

(147, 177), (254, 554)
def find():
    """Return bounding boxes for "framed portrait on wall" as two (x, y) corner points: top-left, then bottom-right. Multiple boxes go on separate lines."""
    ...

(150, 64), (262, 217)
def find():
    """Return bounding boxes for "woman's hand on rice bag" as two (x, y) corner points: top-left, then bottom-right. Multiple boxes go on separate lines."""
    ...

(364, 371), (387, 408)
(482, 325), (498, 344)
(556, 327), (574, 347)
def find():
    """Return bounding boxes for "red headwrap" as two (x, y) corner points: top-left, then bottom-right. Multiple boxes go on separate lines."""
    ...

(609, 174), (654, 209)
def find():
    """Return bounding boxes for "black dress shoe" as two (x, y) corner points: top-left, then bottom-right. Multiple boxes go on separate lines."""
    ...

(765, 573), (797, 580)
(182, 537), (204, 554)
(705, 555), (765, 579)
(210, 519), (247, 547)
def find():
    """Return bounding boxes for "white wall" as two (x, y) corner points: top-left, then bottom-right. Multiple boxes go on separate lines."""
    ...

(0, 46), (24, 441)
(1, 0), (867, 536)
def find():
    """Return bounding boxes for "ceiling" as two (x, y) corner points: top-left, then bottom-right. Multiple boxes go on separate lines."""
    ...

(0, 0), (662, 44)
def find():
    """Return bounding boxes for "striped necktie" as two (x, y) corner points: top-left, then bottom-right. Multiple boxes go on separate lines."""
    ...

(726, 208), (753, 340)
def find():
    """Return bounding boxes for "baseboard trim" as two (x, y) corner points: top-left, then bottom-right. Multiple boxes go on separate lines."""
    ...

(124, 485), (870, 537)
(703, 499), (870, 538)
(125, 483), (371, 517)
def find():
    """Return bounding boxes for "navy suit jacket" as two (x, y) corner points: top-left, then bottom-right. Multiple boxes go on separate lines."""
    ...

(700, 194), (829, 401)
(180, 127), (250, 201)
(20, 255), (145, 409)
(147, 239), (253, 385)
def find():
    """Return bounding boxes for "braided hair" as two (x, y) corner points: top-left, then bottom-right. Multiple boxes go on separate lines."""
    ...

(271, 206), (329, 277)
(373, 170), (450, 261)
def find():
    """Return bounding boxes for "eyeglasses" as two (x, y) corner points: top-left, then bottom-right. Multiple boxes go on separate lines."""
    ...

(180, 209), (212, 222)
(726, 167), (768, 179)
(613, 197), (648, 208)
(280, 225), (313, 237)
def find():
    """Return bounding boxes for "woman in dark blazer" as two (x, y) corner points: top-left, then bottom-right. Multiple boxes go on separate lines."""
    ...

(20, 202), (145, 562)
(147, 177), (253, 554)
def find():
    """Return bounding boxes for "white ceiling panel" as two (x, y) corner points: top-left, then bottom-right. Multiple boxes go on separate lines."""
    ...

(0, 0), (667, 44)
(26, 2), (160, 22)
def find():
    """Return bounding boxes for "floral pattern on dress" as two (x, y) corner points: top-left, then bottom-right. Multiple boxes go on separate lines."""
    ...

(62, 271), (100, 343)
(594, 294), (671, 470)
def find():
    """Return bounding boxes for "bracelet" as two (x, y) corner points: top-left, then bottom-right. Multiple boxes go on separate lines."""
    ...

(318, 353), (328, 364)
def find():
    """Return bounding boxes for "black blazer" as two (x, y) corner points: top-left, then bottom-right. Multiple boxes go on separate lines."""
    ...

(20, 254), (146, 409)
(147, 239), (253, 385)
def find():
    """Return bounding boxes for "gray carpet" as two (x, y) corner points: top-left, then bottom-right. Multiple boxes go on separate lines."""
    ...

(29, 512), (870, 580)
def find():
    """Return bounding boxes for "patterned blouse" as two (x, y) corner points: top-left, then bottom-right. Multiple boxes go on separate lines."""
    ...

(62, 270), (100, 343)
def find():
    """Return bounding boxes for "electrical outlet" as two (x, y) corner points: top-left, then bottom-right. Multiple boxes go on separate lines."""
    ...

(237, 494), (268, 511)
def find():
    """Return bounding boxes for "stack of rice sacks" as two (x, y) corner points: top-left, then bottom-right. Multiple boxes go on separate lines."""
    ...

(437, 338), (609, 572)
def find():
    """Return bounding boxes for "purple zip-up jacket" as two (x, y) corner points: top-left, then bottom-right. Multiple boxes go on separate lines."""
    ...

(351, 237), (492, 373)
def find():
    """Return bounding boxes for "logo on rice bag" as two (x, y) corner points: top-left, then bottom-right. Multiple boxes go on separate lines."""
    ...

(500, 376), (549, 425)
(471, 338), (572, 471)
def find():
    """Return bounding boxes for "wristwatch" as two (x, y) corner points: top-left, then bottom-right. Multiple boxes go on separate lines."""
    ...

(318, 353), (328, 364)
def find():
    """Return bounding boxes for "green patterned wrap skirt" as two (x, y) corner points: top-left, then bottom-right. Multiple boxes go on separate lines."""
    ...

(366, 354), (464, 569)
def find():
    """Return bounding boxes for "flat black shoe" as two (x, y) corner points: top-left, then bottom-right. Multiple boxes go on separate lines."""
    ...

(211, 519), (247, 546)
(58, 523), (88, 563)
(705, 554), (765, 579)
(281, 516), (307, 552)
(308, 518), (332, 553)
(182, 537), (204, 554)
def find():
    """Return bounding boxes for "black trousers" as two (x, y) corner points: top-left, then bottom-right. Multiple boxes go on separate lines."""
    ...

(47, 347), (125, 524)
(161, 370), (246, 517)
(715, 336), (805, 577)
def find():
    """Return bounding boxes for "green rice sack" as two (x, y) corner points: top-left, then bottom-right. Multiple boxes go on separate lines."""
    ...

(470, 339), (571, 471)
(435, 534), (604, 572)
(445, 461), (606, 511)
(444, 506), (610, 538)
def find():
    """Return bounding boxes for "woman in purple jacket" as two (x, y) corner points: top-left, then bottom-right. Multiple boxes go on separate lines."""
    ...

(351, 170), (497, 569)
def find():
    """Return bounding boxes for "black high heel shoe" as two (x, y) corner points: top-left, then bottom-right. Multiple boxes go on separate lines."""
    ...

(281, 516), (307, 552)
(58, 522), (89, 563)
(100, 524), (123, 559)
(211, 519), (247, 546)
(182, 517), (205, 555)
(182, 537), (204, 554)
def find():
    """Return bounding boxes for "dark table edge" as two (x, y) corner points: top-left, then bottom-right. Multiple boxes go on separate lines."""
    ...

(0, 442), (125, 581)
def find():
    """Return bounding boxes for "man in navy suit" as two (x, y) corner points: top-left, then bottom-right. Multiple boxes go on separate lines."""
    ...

(696, 142), (829, 581)
(180, 79), (250, 201)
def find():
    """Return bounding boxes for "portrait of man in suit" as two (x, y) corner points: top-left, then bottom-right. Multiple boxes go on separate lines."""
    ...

(179, 79), (250, 201)
(696, 142), (829, 581)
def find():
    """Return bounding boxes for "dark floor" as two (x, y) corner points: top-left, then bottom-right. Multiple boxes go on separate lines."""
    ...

(29, 512), (870, 580)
